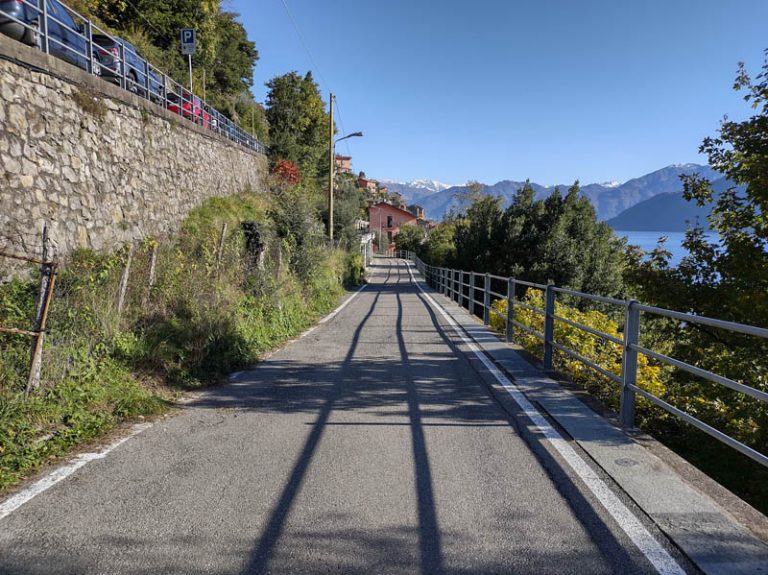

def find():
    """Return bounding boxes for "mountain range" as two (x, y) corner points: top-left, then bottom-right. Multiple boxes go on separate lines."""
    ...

(605, 176), (740, 231)
(382, 164), (723, 230)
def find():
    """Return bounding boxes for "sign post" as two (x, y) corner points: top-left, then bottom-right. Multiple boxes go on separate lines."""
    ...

(180, 28), (196, 95)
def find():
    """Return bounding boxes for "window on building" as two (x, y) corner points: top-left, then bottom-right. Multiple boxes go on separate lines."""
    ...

(387, 215), (393, 228)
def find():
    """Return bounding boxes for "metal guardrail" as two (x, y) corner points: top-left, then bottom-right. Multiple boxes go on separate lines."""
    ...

(394, 250), (768, 469)
(0, 0), (266, 154)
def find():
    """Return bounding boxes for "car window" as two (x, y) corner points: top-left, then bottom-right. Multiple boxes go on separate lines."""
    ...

(50, 1), (77, 29)
(46, 1), (60, 19)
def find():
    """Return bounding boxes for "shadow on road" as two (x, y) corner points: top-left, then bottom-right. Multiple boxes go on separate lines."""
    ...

(181, 260), (645, 574)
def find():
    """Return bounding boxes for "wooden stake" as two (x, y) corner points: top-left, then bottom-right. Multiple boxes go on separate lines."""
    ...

(26, 224), (52, 394)
(117, 244), (134, 318)
(143, 243), (157, 306)
(215, 222), (227, 278)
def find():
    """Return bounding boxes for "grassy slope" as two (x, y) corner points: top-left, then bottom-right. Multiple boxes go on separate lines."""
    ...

(0, 191), (364, 491)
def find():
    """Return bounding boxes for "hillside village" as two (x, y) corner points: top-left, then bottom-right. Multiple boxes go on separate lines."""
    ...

(335, 154), (437, 255)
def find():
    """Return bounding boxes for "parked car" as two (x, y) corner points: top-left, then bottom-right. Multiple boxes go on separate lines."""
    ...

(203, 104), (218, 131)
(0, 0), (94, 71)
(91, 34), (164, 102)
(0, 0), (38, 44)
(167, 90), (210, 127)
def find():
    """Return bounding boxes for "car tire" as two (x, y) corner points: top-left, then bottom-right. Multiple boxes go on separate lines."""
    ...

(22, 21), (40, 47)
(127, 72), (139, 94)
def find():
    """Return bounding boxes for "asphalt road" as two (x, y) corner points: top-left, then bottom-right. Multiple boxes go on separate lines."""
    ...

(0, 259), (686, 574)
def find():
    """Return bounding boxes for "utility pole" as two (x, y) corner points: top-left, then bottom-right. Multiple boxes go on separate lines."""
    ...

(328, 93), (335, 242)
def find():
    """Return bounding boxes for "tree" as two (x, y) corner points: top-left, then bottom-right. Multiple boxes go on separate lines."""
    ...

(271, 159), (300, 185)
(627, 51), (768, 322)
(332, 173), (366, 248)
(446, 181), (625, 297)
(394, 224), (425, 254)
(452, 183), (502, 271)
(265, 72), (329, 188)
(422, 222), (457, 266)
(625, 51), (768, 451)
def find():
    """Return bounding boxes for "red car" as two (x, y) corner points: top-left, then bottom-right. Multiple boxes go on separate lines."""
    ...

(167, 91), (210, 128)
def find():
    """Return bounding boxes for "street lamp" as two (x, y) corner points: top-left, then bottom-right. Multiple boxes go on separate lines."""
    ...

(328, 93), (363, 242)
(336, 131), (363, 143)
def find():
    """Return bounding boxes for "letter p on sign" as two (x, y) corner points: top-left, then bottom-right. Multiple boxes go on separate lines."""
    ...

(181, 28), (196, 55)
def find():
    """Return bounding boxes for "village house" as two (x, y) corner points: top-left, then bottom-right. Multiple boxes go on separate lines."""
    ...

(368, 202), (418, 256)
(358, 176), (378, 194)
(335, 155), (352, 174)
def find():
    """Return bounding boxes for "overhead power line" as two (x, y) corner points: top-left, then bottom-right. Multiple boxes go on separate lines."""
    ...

(121, 0), (163, 36)
(279, 0), (330, 91)
(278, 1), (359, 159)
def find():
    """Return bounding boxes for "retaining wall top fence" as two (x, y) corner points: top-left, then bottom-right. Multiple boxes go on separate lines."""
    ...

(0, 0), (266, 154)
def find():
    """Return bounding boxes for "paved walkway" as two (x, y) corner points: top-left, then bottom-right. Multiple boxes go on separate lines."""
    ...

(0, 260), (693, 574)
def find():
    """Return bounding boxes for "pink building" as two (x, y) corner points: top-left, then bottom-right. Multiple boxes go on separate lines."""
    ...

(368, 202), (418, 256)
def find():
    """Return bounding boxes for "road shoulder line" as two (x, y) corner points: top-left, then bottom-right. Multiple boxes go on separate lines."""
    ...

(402, 262), (685, 575)
(0, 423), (151, 521)
(405, 262), (768, 575)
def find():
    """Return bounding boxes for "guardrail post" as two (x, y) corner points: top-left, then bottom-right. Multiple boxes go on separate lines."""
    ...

(506, 277), (514, 343)
(620, 300), (640, 428)
(483, 273), (491, 325)
(38, 0), (49, 53)
(543, 283), (556, 369)
(443, 268), (449, 296)
(118, 41), (127, 90)
(144, 59), (150, 96)
(469, 272), (476, 316)
(84, 20), (94, 75)
(453, 269), (458, 302)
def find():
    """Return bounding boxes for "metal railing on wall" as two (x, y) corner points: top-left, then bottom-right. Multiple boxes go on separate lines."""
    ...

(0, 0), (266, 154)
(393, 250), (768, 470)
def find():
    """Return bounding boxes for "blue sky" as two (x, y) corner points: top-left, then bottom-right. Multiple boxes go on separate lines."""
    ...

(231, 0), (767, 186)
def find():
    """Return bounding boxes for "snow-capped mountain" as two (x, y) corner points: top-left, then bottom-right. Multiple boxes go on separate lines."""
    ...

(379, 179), (455, 204)
(379, 164), (719, 221)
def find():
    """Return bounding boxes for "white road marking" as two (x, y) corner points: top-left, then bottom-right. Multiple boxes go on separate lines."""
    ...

(291, 282), (368, 340)
(402, 261), (685, 575)
(0, 423), (151, 521)
(318, 283), (369, 325)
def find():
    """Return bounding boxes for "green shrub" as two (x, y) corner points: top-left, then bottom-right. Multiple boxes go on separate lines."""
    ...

(490, 291), (664, 411)
(0, 189), (355, 492)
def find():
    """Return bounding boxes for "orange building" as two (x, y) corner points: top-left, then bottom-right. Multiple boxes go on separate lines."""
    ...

(368, 202), (418, 256)
(358, 177), (378, 193)
(335, 155), (352, 173)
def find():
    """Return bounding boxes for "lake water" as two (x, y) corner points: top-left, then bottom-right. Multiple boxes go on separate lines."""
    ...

(615, 230), (718, 267)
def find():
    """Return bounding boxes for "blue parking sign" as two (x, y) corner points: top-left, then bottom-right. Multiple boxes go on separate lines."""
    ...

(181, 29), (196, 55)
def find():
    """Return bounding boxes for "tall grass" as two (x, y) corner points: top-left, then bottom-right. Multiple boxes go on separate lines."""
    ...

(0, 189), (362, 491)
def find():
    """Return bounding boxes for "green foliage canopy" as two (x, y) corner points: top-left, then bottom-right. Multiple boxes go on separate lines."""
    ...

(448, 181), (626, 297)
(394, 224), (425, 254)
(265, 71), (330, 187)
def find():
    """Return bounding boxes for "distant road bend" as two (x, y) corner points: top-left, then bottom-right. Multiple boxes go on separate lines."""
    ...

(0, 259), (698, 574)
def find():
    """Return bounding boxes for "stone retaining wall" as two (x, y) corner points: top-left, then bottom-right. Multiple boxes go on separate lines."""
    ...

(0, 33), (267, 260)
